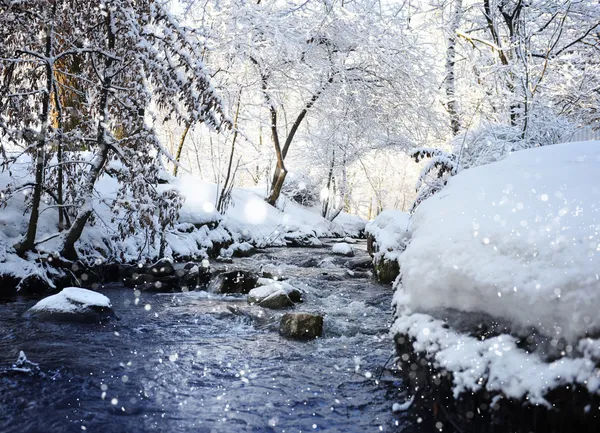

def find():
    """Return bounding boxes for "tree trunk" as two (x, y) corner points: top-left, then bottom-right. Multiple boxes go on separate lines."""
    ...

(217, 92), (242, 213)
(267, 164), (287, 207)
(445, 0), (462, 136)
(60, 11), (115, 260)
(15, 3), (56, 256)
(321, 148), (335, 218)
(172, 122), (191, 177)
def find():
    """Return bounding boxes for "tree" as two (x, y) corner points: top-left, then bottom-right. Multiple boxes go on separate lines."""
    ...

(60, 0), (227, 260)
(1, 0), (227, 261)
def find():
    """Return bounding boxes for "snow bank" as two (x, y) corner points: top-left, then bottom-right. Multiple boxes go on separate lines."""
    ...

(165, 174), (365, 248)
(0, 155), (366, 289)
(401, 141), (600, 342)
(391, 141), (600, 402)
(391, 292), (600, 404)
(365, 210), (410, 261)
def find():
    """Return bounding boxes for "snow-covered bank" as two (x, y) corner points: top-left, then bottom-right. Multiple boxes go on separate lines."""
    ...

(401, 141), (600, 342)
(364, 210), (410, 283)
(388, 141), (600, 425)
(0, 156), (365, 292)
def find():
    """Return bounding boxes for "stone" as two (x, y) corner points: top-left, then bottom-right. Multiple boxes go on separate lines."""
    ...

(280, 313), (324, 339)
(25, 287), (115, 322)
(346, 256), (373, 270)
(331, 242), (354, 257)
(299, 257), (320, 268)
(258, 291), (294, 309)
(148, 258), (175, 277)
(375, 257), (400, 284)
(137, 275), (179, 292)
(249, 281), (303, 304)
(124, 272), (156, 288)
(346, 269), (371, 279)
(283, 233), (323, 248)
(209, 270), (258, 294)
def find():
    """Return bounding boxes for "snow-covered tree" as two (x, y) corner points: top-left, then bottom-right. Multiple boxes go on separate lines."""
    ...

(0, 0), (227, 260)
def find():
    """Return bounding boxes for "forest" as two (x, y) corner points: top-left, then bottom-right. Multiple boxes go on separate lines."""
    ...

(1, 1), (599, 432)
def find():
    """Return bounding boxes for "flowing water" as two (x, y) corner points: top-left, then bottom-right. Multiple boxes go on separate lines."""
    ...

(0, 240), (415, 432)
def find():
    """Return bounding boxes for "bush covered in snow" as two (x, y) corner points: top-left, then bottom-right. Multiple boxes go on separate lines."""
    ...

(281, 172), (320, 207)
(410, 116), (579, 211)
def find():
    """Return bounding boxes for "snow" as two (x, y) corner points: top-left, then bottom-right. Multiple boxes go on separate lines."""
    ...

(392, 292), (600, 404)
(248, 280), (302, 303)
(0, 154), (366, 288)
(364, 210), (410, 261)
(331, 242), (353, 256)
(28, 287), (111, 314)
(400, 141), (600, 342)
(391, 141), (600, 403)
(392, 396), (414, 412)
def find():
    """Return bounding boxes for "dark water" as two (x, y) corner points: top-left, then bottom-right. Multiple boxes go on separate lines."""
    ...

(0, 241), (413, 432)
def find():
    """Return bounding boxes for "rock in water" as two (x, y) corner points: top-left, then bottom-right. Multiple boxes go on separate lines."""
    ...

(280, 313), (324, 339)
(283, 233), (323, 247)
(209, 270), (258, 294)
(346, 256), (373, 270)
(331, 242), (354, 257)
(148, 258), (175, 277)
(26, 287), (114, 322)
(249, 280), (303, 304)
(259, 292), (294, 309)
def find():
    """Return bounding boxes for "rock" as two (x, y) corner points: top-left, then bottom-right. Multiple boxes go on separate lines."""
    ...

(178, 262), (211, 290)
(25, 287), (115, 322)
(231, 242), (256, 258)
(123, 272), (155, 288)
(366, 234), (377, 257)
(183, 262), (197, 270)
(346, 256), (373, 270)
(148, 258), (175, 277)
(346, 269), (371, 279)
(284, 233), (323, 247)
(321, 274), (344, 281)
(249, 280), (303, 304)
(343, 237), (358, 244)
(331, 242), (354, 257)
(280, 313), (324, 339)
(137, 275), (179, 292)
(215, 256), (234, 264)
(209, 270), (258, 294)
(299, 257), (321, 268)
(374, 257), (400, 284)
(259, 291), (294, 309)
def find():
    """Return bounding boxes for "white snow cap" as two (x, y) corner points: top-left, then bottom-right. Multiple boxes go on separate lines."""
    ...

(400, 141), (600, 342)
(29, 287), (111, 313)
(332, 242), (353, 255)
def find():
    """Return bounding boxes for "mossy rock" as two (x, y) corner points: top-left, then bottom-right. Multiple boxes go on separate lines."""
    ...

(375, 257), (399, 284)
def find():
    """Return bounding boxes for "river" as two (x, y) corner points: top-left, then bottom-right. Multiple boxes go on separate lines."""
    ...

(0, 240), (417, 432)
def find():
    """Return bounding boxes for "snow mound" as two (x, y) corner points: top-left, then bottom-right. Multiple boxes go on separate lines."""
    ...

(401, 141), (600, 342)
(365, 210), (410, 260)
(331, 242), (354, 256)
(248, 280), (303, 304)
(27, 287), (113, 321)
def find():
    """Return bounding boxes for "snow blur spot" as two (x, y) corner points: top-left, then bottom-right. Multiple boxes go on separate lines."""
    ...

(244, 198), (267, 224)
(200, 201), (214, 213)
